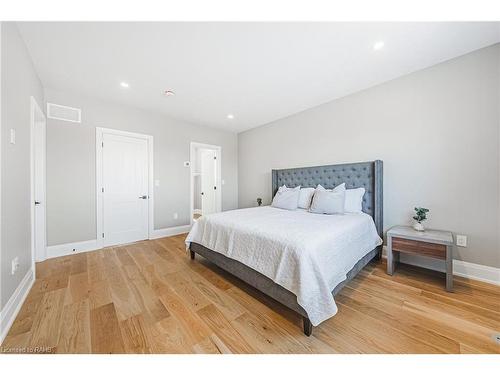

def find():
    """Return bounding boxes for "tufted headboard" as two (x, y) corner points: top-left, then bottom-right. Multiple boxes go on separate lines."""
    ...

(271, 160), (383, 238)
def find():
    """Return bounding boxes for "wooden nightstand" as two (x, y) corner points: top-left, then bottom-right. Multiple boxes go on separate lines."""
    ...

(387, 225), (454, 292)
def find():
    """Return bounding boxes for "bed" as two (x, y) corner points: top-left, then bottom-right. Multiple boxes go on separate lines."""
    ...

(186, 160), (383, 336)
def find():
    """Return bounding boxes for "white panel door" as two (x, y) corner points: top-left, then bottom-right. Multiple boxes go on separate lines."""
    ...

(102, 133), (149, 246)
(33, 106), (47, 261)
(200, 149), (217, 215)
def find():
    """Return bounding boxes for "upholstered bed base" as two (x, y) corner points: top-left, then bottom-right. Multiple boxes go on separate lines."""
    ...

(189, 242), (380, 336)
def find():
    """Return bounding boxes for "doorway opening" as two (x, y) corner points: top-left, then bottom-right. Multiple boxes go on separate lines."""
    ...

(190, 142), (222, 224)
(30, 97), (47, 263)
(96, 127), (154, 248)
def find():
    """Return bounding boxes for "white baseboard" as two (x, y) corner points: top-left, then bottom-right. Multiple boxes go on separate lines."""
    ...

(453, 260), (500, 285)
(44, 225), (191, 260)
(46, 239), (99, 259)
(382, 246), (500, 286)
(150, 224), (191, 239)
(0, 268), (35, 345)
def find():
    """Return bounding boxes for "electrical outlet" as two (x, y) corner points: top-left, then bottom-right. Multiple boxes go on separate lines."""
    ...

(11, 257), (19, 275)
(10, 129), (16, 144)
(456, 235), (467, 247)
(173, 212), (178, 220)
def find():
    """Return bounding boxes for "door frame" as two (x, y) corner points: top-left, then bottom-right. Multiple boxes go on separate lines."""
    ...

(189, 142), (222, 225)
(95, 127), (154, 248)
(30, 96), (47, 265)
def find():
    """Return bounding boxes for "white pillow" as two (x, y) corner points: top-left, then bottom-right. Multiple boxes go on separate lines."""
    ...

(298, 187), (315, 209)
(315, 183), (345, 193)
(309, 183), (346, 214)
(277, 184), (288, 192)
(345, 187), (365, 213)
(271, 185), (301, 210)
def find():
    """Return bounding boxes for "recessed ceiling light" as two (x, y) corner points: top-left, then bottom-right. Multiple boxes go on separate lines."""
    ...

(373, 41), (385, 51)
(120, 82), (129, 88)
(227, 114), (234, 120)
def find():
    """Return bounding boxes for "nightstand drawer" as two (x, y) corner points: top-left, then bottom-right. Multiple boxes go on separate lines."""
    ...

(392, 237), (446, 259)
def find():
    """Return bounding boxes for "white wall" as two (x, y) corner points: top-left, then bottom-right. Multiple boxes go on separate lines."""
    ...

(1, 23), (44, 309)
(45, 88), (238, 246)
(238, 44), (500, 268)
(0, 21), (2, 312)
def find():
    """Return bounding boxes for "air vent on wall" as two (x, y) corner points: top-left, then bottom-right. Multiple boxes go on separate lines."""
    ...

(47, 103), (81, 123)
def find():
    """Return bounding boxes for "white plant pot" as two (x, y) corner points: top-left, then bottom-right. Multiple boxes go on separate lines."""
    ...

(413, 222), (425, 231)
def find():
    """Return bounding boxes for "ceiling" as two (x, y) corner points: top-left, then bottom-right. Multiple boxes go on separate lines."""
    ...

(17, 22), (500, 133)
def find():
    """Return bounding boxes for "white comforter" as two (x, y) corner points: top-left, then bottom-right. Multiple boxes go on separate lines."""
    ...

(185, 206), (382, 326)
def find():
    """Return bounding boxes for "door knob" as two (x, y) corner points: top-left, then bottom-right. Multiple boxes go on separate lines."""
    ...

(201, 192), (204, 195)
(34, 201), (41, 205)
(139, 195), (148, 199)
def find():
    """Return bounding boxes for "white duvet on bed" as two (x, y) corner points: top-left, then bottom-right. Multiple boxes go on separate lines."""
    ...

(185, 206), (382, 326)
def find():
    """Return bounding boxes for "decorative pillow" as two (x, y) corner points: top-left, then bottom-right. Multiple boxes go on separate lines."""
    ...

(298, 187), (315, 209)
(271, 185), (301, 210)
(276, 184), (295, 194)
(309, 183), (346, 214)
(315, 183), (345, 193)
(345, 187), (365, 213)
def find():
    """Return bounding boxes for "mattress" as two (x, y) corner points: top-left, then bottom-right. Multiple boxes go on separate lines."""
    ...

(185, 206), (382, 326)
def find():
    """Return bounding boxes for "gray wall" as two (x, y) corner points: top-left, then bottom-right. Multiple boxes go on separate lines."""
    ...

(1, 23), (44, 309)
(238, 44), (500, 268)
(45, 88), (238, 246)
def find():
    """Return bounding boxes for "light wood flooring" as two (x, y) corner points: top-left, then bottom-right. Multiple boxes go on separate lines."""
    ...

(2, 234), (500, 354)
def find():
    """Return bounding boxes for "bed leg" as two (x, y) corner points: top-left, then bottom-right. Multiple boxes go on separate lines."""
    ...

(303, 317), (312, 336)
(376, 245), (382, 261)
(190, 250), (195, 260)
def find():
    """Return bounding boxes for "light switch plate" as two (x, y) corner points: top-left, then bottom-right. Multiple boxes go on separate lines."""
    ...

(10, 129), (16, 144)
(11, 257), (19, 275)
(155, 179), (160, 187)
(456, 235), (467, 247)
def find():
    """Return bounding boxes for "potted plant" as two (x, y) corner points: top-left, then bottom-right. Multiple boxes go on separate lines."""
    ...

(413, 207), (429, 231)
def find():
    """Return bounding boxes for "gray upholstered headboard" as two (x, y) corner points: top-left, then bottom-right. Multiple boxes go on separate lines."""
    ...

(271, 160), (383, 238)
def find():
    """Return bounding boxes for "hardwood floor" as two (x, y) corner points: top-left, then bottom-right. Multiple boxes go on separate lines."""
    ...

(2, 234), (499, 354)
